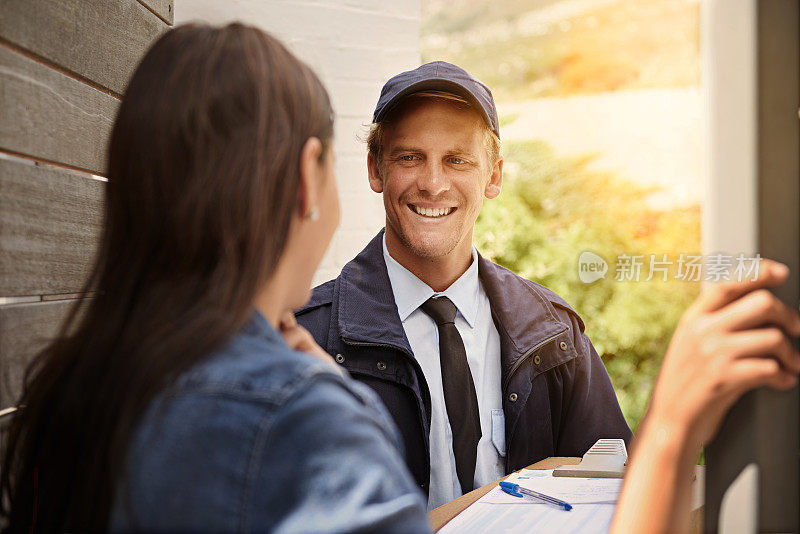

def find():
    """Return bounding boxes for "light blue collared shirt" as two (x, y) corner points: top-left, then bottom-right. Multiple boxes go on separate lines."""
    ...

(382, 235), (505, 510)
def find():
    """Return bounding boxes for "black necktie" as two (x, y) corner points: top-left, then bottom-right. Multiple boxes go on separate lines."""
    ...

(420, 296), (481, 495)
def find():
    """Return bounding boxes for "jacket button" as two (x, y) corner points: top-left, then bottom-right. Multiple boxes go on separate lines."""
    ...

(559, 341), (568, 351)
(533, 355), (541, 365)
(377, 361), (387, 371)
(508, 392), (518, 402)
(335, 354), (345, 364)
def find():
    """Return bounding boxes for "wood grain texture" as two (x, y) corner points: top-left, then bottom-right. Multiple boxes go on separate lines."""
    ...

(138, 0), (174, 25)
(0, 46), (119, 174)
(0, 158), (104, 297)
(0, 0), (169, 95)
(0, 299), (87, 408)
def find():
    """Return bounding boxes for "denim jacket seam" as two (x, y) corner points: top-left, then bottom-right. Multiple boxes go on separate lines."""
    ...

(169, 360), (344, 404)
(237, 366), (361, 528)
(238, 403), (276, 531)
(165, 384), (295, 405)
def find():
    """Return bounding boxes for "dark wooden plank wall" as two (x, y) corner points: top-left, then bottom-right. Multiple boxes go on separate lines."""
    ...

(0, 0), (172, 95)
(0, 159), (104, 296)
(0, 0), (172, 409)
(0, 46), (119, 174)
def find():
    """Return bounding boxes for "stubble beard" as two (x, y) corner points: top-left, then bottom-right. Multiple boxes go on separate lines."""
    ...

(394, 224), (462, 259)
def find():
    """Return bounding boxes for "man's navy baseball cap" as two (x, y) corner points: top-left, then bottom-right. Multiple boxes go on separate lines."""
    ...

(372, 61), (500, 138)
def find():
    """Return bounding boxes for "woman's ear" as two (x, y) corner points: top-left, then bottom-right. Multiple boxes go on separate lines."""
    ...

(298, 137), (324, 219)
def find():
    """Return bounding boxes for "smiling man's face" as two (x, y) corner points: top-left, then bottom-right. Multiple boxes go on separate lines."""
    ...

(368, 97), (502, 268)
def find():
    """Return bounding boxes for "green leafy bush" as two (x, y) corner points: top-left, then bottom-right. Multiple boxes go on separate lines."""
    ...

(475, 140), (700, 430)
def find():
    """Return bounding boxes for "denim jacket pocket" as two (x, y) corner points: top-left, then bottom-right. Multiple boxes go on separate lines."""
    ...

(491, 409), (506, 457)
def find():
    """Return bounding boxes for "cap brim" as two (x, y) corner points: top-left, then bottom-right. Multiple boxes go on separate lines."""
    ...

(374, 78), (494, 132)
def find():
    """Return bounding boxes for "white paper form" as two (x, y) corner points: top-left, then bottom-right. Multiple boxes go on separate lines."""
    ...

(481, 469), (623, 505)
(438, 470), (621, 534)
(438, 501), (616, 533)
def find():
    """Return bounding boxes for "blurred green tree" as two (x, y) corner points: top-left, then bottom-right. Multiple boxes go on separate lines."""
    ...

(475, 140), (701, 430)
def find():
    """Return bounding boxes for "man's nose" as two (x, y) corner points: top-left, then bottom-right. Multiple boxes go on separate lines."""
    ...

(416, 162), (450, 196)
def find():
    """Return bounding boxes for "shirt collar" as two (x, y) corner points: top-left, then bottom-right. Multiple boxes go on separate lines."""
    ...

(382, 234), (480, 328)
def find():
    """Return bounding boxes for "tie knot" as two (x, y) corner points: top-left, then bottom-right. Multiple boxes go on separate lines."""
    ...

(420, 296), (457, 325)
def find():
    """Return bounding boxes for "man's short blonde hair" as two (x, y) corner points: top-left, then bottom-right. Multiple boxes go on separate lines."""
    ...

(366, 90), (501, 172)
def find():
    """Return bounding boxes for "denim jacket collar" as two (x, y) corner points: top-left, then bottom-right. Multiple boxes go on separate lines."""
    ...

(242, 310), (285, 345)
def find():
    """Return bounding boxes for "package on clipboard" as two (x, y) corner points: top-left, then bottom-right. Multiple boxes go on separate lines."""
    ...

(553, 438), (627, 478)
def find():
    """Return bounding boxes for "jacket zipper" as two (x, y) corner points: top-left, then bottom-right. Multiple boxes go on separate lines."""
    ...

(502, 327), (569, 471)
(502, 327), (568, 393)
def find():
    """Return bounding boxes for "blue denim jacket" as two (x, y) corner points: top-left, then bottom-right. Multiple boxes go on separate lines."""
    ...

(110, 312), (430, 533)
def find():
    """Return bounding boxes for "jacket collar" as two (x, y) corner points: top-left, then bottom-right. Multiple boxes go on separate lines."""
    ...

(476, 256), (569, 378)
(337, 230), (414, 355)
(337, 230), (569, 372)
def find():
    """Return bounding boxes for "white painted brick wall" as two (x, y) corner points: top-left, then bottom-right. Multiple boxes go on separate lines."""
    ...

(175, 1), (421, 285)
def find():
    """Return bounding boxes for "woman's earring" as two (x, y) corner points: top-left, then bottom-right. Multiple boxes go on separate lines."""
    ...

(307, 207), (320, 221)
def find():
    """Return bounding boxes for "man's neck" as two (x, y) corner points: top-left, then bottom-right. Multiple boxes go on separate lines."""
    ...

(385, 231), (473, 292)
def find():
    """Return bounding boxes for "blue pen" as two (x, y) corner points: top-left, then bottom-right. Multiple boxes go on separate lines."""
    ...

(499, 481), (573, 511)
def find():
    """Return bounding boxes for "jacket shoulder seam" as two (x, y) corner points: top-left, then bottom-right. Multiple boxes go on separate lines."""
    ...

(520, 277), (586, 332)
(238, 368), (357, 528)
(499, 265), (565, 327)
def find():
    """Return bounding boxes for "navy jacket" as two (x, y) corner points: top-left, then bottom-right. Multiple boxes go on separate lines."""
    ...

(297, 231), (631, 495)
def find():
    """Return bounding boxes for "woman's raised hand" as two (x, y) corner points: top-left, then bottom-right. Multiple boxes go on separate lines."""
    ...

(647, 259), (800, 450)
(278, 312), (344, 375)
(614, 259), (800, 534)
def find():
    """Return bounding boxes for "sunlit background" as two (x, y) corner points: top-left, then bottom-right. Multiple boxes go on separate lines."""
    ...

(422, 0), (704, 430)
(0, 0), (705, 435)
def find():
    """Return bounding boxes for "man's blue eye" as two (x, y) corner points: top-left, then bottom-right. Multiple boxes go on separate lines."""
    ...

(402, 155), (416, 161)
(451, 157), (464, 164)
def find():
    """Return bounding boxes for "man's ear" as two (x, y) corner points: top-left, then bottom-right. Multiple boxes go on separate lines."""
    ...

(367, 152), (384, 194)
(298, 137), (324, 218)
(484, 157), (503, 199)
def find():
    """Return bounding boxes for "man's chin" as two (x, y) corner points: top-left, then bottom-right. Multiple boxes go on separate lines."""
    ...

(399, 234), (459, 260)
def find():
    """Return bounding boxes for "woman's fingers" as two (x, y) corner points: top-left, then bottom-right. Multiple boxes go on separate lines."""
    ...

(725, 358), (798, 395)
(645, 259), (799, 459)
(279, 313), (314, 351)
(694, 260), (789, 313)
(279, 317), (337, 366)
(280, 322), (306, 350)
(720, 328), (800, 373)
(711, 290), (800, 337)
(279, 311), (298, 329)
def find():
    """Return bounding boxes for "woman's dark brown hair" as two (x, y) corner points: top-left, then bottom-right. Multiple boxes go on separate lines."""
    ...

(0, 23), (333, 531)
